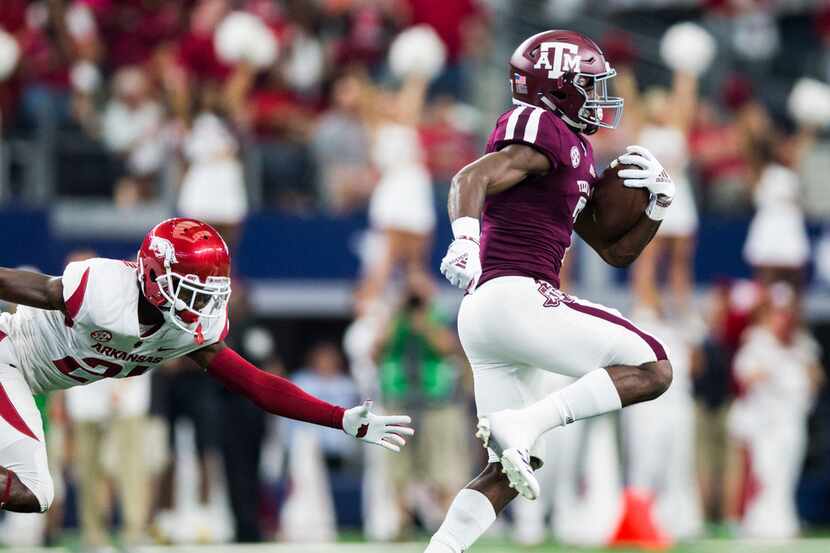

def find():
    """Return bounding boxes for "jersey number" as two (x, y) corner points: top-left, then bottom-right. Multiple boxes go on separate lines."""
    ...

(52, 356), (150, 383)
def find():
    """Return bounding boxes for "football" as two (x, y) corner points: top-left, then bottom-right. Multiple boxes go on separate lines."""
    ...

(587, 159), (650, 242)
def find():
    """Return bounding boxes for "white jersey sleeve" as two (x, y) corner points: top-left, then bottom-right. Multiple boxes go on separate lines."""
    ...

(62, 260), (92, 327)
(63, 259), (143, 333)
(1, 258), (229, 395)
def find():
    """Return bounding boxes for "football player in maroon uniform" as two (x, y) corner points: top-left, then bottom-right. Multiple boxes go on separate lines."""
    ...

(427, 30), (676, 553)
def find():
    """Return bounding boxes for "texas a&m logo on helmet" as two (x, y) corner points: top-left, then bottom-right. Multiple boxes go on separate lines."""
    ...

(533, 41), (582, 79)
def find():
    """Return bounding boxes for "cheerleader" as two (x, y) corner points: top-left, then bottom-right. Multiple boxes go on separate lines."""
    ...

(617, 23), (715, 317)
(356, 26), (446, 307)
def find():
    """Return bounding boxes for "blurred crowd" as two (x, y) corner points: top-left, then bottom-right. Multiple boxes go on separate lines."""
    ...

(0, 0), (482, 215)
(1, 0), (830, 549)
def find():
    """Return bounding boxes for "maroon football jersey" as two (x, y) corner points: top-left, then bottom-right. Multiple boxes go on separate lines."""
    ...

(478, 104), (597, 289)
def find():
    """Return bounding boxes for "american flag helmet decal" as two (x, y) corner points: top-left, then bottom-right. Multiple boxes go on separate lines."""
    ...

(513, 72), (528, 95)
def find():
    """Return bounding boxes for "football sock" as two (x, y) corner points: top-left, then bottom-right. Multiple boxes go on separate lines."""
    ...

(425, 489), (497, 553)
(521, 368), (622, 439)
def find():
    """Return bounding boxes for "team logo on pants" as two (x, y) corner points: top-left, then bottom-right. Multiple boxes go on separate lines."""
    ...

(536, 280), (573, 307)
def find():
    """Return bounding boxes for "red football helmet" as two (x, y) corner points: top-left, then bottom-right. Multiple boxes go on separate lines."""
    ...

(137, 218), (231, 334)
(509, 30), (623, 135)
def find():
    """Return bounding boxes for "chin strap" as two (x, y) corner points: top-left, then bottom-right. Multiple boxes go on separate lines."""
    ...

(537, 95), (590, 133)
(1, 469), (15, 510)
(514, 95), (598, 135)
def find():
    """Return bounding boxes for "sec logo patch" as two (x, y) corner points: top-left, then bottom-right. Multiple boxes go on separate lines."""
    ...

(90, 329), (112, 343)
(570, 146), (580, 168)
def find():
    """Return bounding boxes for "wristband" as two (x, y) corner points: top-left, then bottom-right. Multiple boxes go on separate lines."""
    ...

(452, 217), (480, 240)
(645, 194), (672, 221)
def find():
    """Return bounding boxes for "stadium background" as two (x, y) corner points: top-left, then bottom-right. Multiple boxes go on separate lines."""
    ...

(1, 0), (830, 551)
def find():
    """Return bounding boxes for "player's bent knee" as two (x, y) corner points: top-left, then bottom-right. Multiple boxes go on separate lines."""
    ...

(38, 475), (55, 513)
(16, 471), (54, 513)
(645, 359), (673, 400)
(1, 439), (54, 513)
(10, 463), (54, 513)
(1, 471), (41, 513)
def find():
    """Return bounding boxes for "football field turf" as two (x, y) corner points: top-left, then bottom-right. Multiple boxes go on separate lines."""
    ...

(7, 540), (830, 553)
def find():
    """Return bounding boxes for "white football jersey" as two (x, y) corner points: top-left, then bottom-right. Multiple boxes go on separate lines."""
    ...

(0, 258), (228, 395)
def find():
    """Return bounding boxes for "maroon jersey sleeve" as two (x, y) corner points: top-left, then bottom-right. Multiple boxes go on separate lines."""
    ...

(488, 105), (566, 169)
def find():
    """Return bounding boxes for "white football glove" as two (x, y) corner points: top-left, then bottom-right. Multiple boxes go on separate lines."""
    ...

(342, 401), (414, 453)
(617, 145), (675, 221)
(440, 217), (482, 292)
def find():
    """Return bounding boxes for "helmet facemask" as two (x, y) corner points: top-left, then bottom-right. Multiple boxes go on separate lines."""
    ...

(139, 257), (231, 334)
(158, 272), (230, 332)
(538, 67), (624, 135)
(574, 68), (623, 131)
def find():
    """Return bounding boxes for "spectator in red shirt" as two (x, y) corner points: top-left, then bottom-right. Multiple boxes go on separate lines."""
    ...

(245, 64), (318, 210)
(323, 0), (405, 75)
(91, 0), (189, 70)
(12, 2), (76, 133)
(419, 96), (478, 184)
(152, 0), (230, 126)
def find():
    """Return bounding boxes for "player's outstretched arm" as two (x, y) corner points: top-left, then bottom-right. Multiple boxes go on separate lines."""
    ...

(0, 268), (65, 312)
(441, 144), (550, 290)
(190, 343), (413, 451)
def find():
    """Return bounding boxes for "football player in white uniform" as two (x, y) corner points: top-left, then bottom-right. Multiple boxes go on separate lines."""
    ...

(0, 218), (413, 513)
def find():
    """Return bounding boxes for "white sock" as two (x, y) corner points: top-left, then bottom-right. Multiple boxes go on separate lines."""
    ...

(521, 368), (622, 439)
(425, 489), (497, 553)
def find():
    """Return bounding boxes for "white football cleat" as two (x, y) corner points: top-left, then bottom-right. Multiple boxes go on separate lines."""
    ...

(477, 409), (540, 501)
(501, 448), (540, 501)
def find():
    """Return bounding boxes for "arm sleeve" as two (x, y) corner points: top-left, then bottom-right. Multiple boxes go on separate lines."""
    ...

(206, 346), (346, 429)
(491, 106), (564, 169)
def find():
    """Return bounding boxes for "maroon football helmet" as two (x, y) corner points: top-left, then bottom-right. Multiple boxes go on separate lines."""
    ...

(509, 30), (623, 135)
(137, 218), (231, 334)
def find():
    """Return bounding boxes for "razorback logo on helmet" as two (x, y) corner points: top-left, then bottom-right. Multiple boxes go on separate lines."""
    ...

(149, 236), (178, 266)
(533, 41), (581, 79)
(173, 220), (212, 243)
